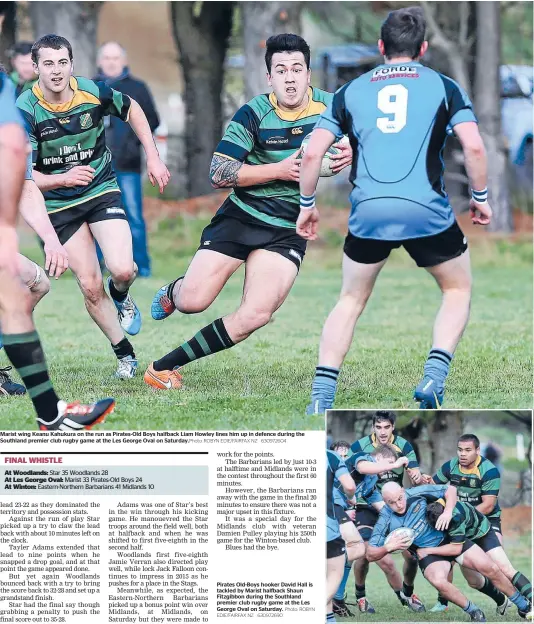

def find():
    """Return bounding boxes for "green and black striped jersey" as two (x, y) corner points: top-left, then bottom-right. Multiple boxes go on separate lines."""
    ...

(16, 76), (131, 214)
(447, 501), (491, 543)
(351, 433), (419, 491)
(433, 455), (501, 520)
(214, 87), (333, 228)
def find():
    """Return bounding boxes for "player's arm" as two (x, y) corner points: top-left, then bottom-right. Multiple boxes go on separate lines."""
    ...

(357, 456), (408, 475)
(418, 514), (465, 559)
(434, 485), (458, 531)
(477, 495), (497, 515)
(417, 541), (463, 559)
(18, 180), (68, 278)
(477, 466), (500, 515)
(338, 471), (356, 500)
(366, 514), (411, 561)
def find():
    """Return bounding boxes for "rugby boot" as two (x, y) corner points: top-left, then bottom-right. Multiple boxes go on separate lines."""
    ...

(469, 608), (486, 622)
(430, 602), (449, 613)
(0, 366), (26, 396)
(108, 277), (142, 335)
(144, 363), (183, 390)
(38, 398), (115, 431)
(306, 396), (333, 415)
(151, 277), (183, 320)
(414, 376), (444, 409)
(357, 597), (376, 614)
(115, 355), (138, 379)
(401, 592), (426, 612)
(333, 597), (354, 617)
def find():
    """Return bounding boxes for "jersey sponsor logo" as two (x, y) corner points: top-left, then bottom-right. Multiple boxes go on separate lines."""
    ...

(106, 207), (125, 215)
(58, 117), (71, 125)
(289, 249), (302, 264)
(41, 126), (59, 138)
(266, 135), (289, 145)
(203, 240), (211, 246)
(412, 503), (421, 514)
(80, 113), (93, 129)
(469, 478), (477, 488)
(371, 65), (419, 82)
(291, 127), (303, 135)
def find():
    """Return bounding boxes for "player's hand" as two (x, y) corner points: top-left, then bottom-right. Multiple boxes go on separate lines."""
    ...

(276, 148), (302, 182)
(435, 509), (453, 531)
(43, 237), (68, 279)
(416, 548), (431, 560)
(147, 156), (171, 193)
(394, 456), (409, 469)
(296, 207), (319, 240)
(0, 226), (20, 278)
(407, 468), (422, 484)
(61, 166), (95, 188)
(469, 199), (492, 225)
(330, 139), (352, 173)
(346, 509), (356, 521)
(420, 474), (433, 484)
(386, 533), (412, 553)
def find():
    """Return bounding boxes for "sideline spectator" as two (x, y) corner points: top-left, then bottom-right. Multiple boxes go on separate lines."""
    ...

(9, 41), (37, 96)
(95, 42), (160, 277)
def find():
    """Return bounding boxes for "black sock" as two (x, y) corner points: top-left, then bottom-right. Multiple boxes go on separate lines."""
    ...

(402, 582), (414, 597)
(513, 571), (532, 601)
(479, 578), (506, 606)
(109, 279), (128, 303)
(355, 584), (366, 599)
(3, 331), (59, 422)
(167, 276), (184, 300)
(438, 594), (449, 607)
(112, 338), (135, 360)
(394, 590), (403, 603)
(153, 318), (234, 371)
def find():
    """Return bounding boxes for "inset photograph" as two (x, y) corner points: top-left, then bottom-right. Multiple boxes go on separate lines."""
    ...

(326, 410), (532, 622)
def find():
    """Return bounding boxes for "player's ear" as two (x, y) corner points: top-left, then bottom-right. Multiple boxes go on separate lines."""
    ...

(419, 41), (428, 58)
(266, 71), (272, 87)
(378, 39), (386, 57)
(307, 68), (311, 85)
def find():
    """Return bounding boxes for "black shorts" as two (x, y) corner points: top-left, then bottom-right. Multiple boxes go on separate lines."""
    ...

(355, 505), (379, 541)
(334, 504), (353, 525)
(327, 536), (346, 559)
(48, 191), (128, 245)
(489, 517), (502, 534)
(418, 539), (474, 574)
(343, 221), (468, 268)
(474, 528), (501, 553)
(199, 198), (307, 270)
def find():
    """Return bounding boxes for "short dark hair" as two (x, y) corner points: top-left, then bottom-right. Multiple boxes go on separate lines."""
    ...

(380, 7), (426, 60)
(330, 440), (351, 452)
(10, 41), (33, 59)
(458, 434), (480, 449)
(372, 444), (398, 461)
(265, 33), (310, 74)
(426, 501), (445, 527)
(31, 34), (73, 64)
(372, 411), (396, 427)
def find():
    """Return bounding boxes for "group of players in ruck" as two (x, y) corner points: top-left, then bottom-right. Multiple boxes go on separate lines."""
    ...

(326, 412), (532, 623)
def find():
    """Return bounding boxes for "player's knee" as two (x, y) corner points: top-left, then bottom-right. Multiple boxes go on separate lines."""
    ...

(346, 540), (365, 562)
(237, 306), (272, 332)
(379, 557), (396, 575)
(30, 272), (50, 300)
(80, 277), (105, 305)
(111, 265), (135, 285)
(176, 293), (209, 315)
(486, 562), (502, 581)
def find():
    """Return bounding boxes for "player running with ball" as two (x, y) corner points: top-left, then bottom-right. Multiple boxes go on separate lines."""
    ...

(298, 7), (492, 412)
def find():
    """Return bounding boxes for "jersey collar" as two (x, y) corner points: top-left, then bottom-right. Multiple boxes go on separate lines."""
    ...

(458, 455), (482, 475)
(268, 86), (322, 121)
(33, 76), (81, 113)
(371, 432), (395, 446)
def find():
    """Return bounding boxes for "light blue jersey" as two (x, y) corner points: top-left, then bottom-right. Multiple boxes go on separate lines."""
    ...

(369, 484), (449, 548)
(316, 62), (477, 241)
(0, 72), (33, 179)
(327, 450), (349, 541)
(334, 452), (382, 508)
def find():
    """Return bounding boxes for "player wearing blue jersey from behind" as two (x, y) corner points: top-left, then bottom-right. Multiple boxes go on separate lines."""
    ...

(0, 66), (115, 428)
(327, 449), (357, 624)
(299, 7), (493, 412)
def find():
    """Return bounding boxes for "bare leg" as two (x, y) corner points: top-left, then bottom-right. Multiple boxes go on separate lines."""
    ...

(327, 554), (345, 616)
(18, 254), (50, 309)
(90, 219), (137, 292)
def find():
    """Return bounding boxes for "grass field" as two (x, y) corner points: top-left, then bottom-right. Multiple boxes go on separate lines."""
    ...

(1, 212), (532, 429)
(337, 530), (532, 622)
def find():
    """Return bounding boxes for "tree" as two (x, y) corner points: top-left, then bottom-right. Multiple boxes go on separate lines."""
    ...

(170, 2), (234, 197)
(474, 1), (512, 233)
(0, 2), (16, 68)
(242, 2), (302, 100)
(29, 2), (102, 79)
(427, 411), (464, 473)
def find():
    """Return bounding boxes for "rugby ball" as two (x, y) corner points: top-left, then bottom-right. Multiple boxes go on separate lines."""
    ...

(298, 134), (350, 177)
(384, 527), (415, 553)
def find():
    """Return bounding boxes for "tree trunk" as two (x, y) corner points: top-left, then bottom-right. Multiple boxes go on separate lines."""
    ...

(0, 2), (16, 69)
(242, 2), (302, 100)
(29, 2), (101, 79)
(170, 2), (234, 198)
(474, 2), (512, 233)
(428, 411), (464, 474)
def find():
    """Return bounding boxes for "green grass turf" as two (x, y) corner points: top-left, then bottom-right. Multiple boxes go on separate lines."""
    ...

(336, 530), (532, 622)
(1, 215), (532, 429)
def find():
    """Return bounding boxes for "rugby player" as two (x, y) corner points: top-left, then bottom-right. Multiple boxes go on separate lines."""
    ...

(428, 433), (532, 612)
(426, 499), (532, 618)
(333, 443), (425, 615)
(0, 61), (115, 429)
(348, 411), (423, 612)
(298, 6), (492, 412)
(327, 449), (356, 624)
(146, 34), (351, 391)
(17, 34), (170, 379)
